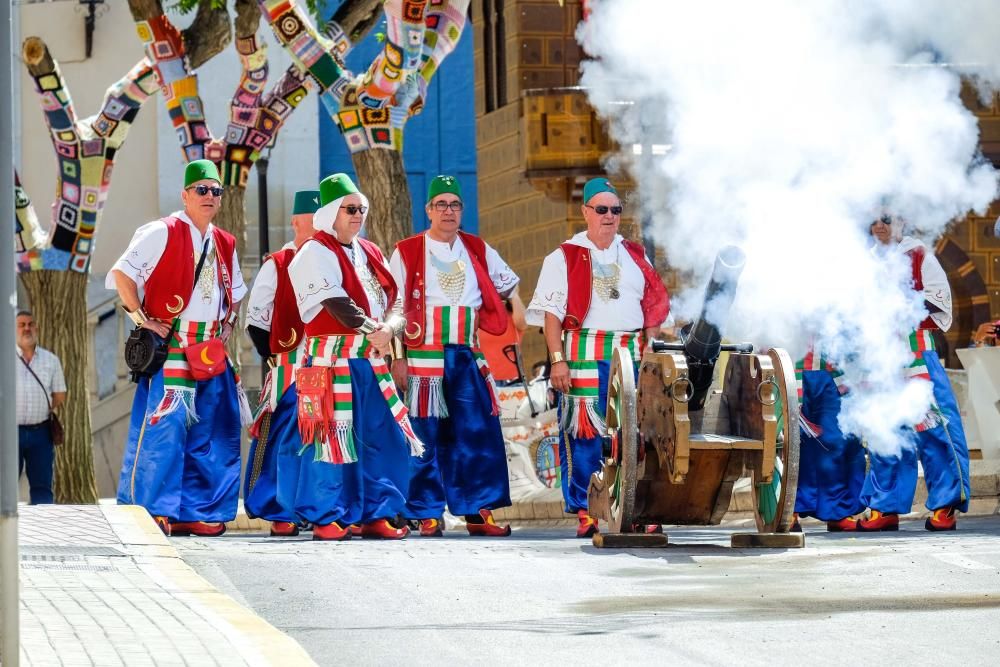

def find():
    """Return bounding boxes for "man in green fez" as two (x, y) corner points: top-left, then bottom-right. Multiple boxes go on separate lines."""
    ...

(526, 175), (670, 538)
(243, 189), (321, 538)
(106, 158), (249, 537)
(389, 174), (521, 537)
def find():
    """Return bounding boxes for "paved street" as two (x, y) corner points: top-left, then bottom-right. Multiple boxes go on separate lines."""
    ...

(178, 517), (1000, 666)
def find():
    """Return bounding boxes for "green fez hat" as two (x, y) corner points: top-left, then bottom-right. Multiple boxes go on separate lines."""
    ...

(583, 177), (618, 204)
(427, 175), (462, 203)
(319, 173), (360, 205)
(314, 173), (368, 234)
(292, 190), (321, 215)
(184, 159), (221, 187)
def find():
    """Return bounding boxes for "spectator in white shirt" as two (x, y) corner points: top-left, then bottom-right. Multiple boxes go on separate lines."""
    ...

(16, 310), (66, 504)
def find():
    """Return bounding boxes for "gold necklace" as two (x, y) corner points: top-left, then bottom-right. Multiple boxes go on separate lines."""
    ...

(349, 245), (387, 311)
(198, 246), (216, 303)
(430, 253), (466, 304)
(592, 245), (621, 302)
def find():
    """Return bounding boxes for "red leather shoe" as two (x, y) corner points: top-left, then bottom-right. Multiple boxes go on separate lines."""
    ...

(925, 507), (958, 531)
(269, 521), (300, 537)
(170, 521), (226, 537)
(576, 510), (599, 538)
(313, 522), (351, 541)
(361, 519), (409, 539)
(827, 516), (858, 532)
(349, 524), (363, 537)
(644, 524), (664, 534)
(857, 510), (899, 532)
(419, 518), (444, 537)
(153, 516), (171, 536)
(790, 512), (802, 533)
(466, 510), (511, 537)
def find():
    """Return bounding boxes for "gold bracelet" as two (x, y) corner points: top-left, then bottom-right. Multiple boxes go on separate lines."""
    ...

(549, 350), (565, 364)
(122, 305), (148, 327)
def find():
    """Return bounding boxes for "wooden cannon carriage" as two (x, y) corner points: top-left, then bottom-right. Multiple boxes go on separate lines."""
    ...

(586, 247), (803, 548)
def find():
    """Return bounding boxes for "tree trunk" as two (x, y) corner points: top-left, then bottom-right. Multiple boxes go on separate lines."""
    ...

(352, 148), (414, 250)
(19, 270), (98, 504)
(214, 184), (248, 362)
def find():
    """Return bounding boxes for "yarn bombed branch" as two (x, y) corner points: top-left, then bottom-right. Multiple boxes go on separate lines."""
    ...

(259, 0), (472, 249)
(16, 37), (161, 503)
(127, 0), (313, 256)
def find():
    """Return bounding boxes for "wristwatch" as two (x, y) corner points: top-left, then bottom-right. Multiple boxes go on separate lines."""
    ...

(549, 350), (566, 364)
(122, 305), (148, 327)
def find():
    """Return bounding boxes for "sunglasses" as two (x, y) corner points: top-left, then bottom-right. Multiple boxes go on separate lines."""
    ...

(586, 204), (623, 216)
(188, 184), (224, 197)
(341, 205), (367, 216)
(431, 201), (464, 212)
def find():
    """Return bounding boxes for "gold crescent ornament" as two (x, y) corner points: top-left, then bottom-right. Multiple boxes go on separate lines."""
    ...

(165, 295), (185, 314)
(405, 321), (422, 341)
(278, 328), (298, 349)
(200, 346), (218, 366)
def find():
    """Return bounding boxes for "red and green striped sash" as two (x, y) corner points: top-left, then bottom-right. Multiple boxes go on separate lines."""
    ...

(561, 329), (642, 439)
(794, 349), (847, 400)
(405, 306), (499, 418)
(907, 329), (942, 432)
(251, 346), (304, 437)
(150, 319), (220, 425)
(297, 334), (423, 464)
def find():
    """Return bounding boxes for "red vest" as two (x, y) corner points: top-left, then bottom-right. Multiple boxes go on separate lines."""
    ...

(302, 232), (397, 337)
(905, 244), (937, 331)
(561, 240), (670, 331)
(143, 216), (236, 321)
(266, 248), (306, 354)
(396, 231), (508, 346)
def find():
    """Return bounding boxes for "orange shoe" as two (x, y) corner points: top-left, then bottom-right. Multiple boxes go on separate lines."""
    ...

(269, 521), (299, 537)
(827, 516), (858, 532)
(419, 518), (444, 537)
(153, 515), (171, 536)
(576, 510), (599, 538)
(349, 524), (363, 537)
(466, 510), (511, 537)
(644, 524), (664, 534)
(170, 521), (226, 537)
(857, 510), (899, 532)
(925, 507), (958, 531)
(313, 521), (351, 541)
(361, 519), (410, 539)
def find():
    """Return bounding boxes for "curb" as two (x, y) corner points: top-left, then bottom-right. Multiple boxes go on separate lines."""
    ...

(109, 505), (316, 666)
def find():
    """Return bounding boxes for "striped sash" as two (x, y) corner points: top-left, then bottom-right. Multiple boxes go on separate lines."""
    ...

(150, 319), (219, 425)
(250, 346), (304, 437)
(794, 349), (847, 400)
(907, 329), (943, 432)
(297, 334), (423, 464)
(405, 306), (499, 418)
(562, 329), (642, 439)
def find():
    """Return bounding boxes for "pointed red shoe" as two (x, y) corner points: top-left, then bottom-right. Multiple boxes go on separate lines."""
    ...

(790, 512), (802, 533)
(361, 518), (410, 539)
(170, 521), (226, 537)
(269, 521), (300, 537)
(349, 524), (363, 537)
(857, 510), (899, 532)
(644, 524), (664, 534)
(925, 507), (958, 531)
(576, 510), (599, 538)
(153, 515), (171, 536)
(466, 510), (511, 537)
(419, 518), (444, 537)
(313, 522), (351, 541)
(827, 516), (858, 532)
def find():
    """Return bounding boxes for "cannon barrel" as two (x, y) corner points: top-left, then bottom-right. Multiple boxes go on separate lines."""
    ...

(680, 245), (746, 411)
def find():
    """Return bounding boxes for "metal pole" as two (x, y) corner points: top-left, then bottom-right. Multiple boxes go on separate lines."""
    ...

(0, 0), (21, 661)
(256, 155), (269, 386)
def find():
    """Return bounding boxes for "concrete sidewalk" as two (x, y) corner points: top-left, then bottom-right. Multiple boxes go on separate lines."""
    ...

(17, 504), (315, 666)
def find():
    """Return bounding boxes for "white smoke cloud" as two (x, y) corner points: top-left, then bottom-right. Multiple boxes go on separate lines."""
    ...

(579, 0), (999, 456)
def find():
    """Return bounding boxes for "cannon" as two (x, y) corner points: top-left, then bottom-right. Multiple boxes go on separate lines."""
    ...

(587, 246), (802, 547)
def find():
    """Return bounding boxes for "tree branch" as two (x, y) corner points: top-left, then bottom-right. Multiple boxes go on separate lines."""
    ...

(82, 58), (159, 150)
(127, 0), (231, 70)
(22, 36), (81, 145)
(324, 0), (384, 57)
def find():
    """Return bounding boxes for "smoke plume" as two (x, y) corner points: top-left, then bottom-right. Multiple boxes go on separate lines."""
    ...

(579, 0), (1000, 455)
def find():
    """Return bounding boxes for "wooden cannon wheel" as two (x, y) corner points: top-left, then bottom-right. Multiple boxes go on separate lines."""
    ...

(751, 348), (801, 533)
(604, 346), (639, 533)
